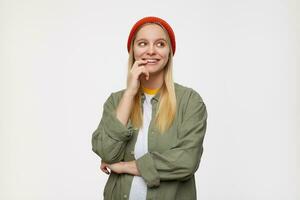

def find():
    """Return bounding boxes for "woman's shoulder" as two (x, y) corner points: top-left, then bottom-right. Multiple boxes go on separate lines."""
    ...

(174, 82), (205, 103)
(104, 88), (127, 105)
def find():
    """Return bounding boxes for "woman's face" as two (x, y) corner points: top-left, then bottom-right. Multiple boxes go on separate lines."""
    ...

(133, 24), (170, 75)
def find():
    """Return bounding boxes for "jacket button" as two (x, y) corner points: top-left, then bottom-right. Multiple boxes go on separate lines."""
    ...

(123, 194), (127, 198)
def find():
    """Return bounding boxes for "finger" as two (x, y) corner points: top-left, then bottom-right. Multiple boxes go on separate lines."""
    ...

(132, 66), (149, 81)
(103, 167), (110, 174)
(100, 162), (106, 167)
(100, 162), (108, 170)
(144, 69), (150, 80)
(136, 59), (148, 64)
(102, 169), (110, 175)
(138, 60), (148, 66)
(100, 166), (106, 172)
(140, 67), (149, 80)
(133, 66), (146, 77)
(100, 164), (105, 170)
(133, 60), (148, 68)
(100, 166), (110, 174)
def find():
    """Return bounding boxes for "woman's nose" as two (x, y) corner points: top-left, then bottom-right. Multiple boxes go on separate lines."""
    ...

(146, 44), (156, 55)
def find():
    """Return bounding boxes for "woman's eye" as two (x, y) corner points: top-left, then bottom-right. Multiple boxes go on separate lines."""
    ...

(157, 42), (165, 47)
(137, 41), (165, 47)
(138, 42), (147, 46)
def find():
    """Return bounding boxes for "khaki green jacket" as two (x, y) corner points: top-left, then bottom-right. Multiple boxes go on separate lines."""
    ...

(92, 82), (208, 200)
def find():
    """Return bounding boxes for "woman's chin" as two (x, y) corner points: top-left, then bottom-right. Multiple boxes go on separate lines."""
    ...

(145, 64), (164, 71)
(147, 69), (164, 76)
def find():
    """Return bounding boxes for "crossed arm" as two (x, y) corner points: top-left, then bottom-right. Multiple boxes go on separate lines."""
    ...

(100, 160), (140, 176)
(92, 90), (207, 187)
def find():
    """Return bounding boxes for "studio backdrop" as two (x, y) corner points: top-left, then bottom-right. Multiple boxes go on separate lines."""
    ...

(0, 0), (299, 199)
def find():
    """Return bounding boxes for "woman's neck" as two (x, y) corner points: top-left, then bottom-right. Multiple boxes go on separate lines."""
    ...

(140, 70), (164, 89)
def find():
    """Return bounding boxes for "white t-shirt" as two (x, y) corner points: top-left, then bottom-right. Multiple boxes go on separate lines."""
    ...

(129, 93), (154, 200)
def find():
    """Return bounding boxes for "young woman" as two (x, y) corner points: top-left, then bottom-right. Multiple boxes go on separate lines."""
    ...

(92, 16), (208, 200)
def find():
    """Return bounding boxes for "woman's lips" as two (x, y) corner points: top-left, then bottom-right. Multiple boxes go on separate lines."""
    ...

(143, 59), (160, 64)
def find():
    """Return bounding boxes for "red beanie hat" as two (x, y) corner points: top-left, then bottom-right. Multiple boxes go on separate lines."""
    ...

(127, 16), (176, 55)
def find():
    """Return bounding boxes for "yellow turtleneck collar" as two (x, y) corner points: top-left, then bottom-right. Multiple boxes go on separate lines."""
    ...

(142, 85), (160, 95)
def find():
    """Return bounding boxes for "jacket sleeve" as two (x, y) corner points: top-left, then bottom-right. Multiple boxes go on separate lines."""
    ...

(91, 92), (134, 164)
(136, 90), (208, 187)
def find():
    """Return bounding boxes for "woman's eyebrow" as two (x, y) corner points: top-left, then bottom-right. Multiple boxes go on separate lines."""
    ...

(135, 38), (167, 42)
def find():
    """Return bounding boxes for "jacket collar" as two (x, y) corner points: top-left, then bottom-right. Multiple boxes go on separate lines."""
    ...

(141, 87), (161, 104)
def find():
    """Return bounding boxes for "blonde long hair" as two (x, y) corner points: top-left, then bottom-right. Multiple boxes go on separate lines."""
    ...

(127, 23), (177, 134)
